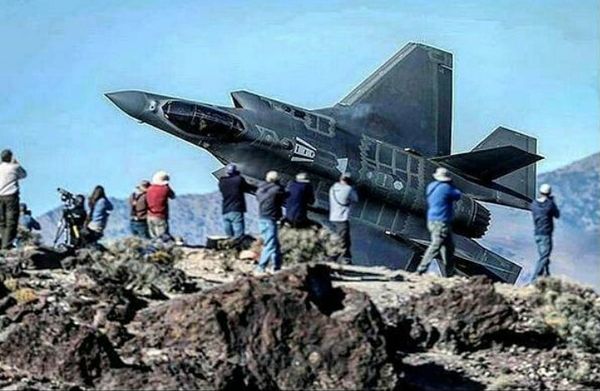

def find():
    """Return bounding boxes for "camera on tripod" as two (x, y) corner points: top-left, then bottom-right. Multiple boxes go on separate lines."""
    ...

(53, 188), (87, 249)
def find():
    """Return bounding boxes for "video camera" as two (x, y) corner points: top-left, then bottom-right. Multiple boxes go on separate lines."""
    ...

(53, 188), (87, 249)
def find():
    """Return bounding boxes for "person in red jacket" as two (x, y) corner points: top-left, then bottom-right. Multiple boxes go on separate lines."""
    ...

(146, 170), (176, 240)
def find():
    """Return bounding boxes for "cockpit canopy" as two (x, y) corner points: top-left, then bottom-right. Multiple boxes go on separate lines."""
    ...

(163, 101), (244, 139)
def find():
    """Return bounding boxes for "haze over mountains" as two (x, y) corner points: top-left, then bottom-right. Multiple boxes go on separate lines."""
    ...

(37, 152), (599, 288)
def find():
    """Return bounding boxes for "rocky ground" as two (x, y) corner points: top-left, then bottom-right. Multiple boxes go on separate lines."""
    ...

(0, 238), (598, 390)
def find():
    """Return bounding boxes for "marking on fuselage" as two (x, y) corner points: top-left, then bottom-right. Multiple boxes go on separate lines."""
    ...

(291, 137), (317, 163)
(336, 158), (349, 173)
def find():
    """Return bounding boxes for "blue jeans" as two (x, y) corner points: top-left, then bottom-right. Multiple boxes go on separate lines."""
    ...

(533, 235), (552, 280)
(223, 211), (245, 239)
(130, 220), (149, 239)
(257, 218), (282, 271)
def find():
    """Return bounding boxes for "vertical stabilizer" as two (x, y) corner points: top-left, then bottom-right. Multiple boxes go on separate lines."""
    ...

(336, 43), (453, 157)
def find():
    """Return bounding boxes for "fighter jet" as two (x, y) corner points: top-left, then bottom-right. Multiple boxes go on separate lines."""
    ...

(106, 42), (542, 283)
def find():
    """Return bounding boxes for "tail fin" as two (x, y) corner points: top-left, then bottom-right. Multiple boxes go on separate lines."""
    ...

(336, 43), (453, 157)
(473, 127), (539, 200)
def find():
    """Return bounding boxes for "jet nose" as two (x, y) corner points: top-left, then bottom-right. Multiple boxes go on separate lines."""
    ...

(105, 91), (148, 119)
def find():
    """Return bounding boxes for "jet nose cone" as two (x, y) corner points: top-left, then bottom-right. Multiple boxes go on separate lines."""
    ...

(105, 91), (148, 119)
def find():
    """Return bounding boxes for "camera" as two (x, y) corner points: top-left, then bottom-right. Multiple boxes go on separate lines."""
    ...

(53, 188), (87, 249)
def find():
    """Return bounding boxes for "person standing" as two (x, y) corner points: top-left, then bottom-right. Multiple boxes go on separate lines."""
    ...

(416, 167), (461, 277)
(218, 163), (250, 240)
(147, 170), (176, 240)
(329, 173), (358, 264)
(285, 172), (316, 228)
(256, 171), (286, 274)
(85, 185), (113, 245)
(530, 183), (560, 281)
(129, 180), (150, 238)
(0, 149), (27, 250)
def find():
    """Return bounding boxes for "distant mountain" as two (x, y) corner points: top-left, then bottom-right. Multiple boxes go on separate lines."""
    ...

(37, 193), (259, 246)
(37, 153), (599, 287)
(482, 152), (599, 287)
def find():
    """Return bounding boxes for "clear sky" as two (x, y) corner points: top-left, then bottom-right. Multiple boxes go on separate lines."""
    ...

(1, 0), (599, 214)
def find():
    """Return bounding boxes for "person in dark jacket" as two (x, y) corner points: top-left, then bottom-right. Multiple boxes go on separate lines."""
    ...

(530, 183), (560, 281)
(416, 167), (461, 277)
(218, 163), (251, 239)
(255, 171), (286, 274)
(285, 172), (316, 228)
(130, 180), (150, 238)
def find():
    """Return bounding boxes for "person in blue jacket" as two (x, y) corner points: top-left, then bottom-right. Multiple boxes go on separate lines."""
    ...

(530, 183), (560, 282)
(85, 185), (113, 245)
(416, 167), (462, 277)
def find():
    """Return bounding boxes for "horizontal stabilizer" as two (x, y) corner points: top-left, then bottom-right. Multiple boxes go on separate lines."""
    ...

(474, 126), (539, 200)
(398, 234), (522, 283)
(431, 145), (543, 182)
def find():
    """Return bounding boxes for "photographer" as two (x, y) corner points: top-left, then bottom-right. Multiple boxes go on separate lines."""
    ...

(0, 149), (27, 250)
(84, 185), (113, 245)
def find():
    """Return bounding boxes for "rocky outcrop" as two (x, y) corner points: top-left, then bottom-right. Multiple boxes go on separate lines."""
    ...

(103, 264), (396, 390)
(0, 242), (599, 389)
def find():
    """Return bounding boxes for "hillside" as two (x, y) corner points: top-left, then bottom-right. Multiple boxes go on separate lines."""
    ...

(37, 153), (599, 287)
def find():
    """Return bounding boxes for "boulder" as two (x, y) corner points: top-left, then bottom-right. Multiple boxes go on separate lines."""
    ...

(106, 264), (397, 390)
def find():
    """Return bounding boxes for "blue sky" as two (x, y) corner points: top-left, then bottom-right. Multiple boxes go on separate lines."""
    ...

(1, 0), (598, 213)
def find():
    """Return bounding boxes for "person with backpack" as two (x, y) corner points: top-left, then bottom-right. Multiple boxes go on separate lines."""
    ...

(130, 180), (150, 238)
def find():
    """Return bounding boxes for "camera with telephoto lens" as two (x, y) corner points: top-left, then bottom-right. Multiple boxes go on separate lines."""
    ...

(53, 188), (87, 249)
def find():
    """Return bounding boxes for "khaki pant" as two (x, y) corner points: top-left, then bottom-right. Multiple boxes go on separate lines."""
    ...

(417, 221), (455, 277)
(148, 216), (169, 239)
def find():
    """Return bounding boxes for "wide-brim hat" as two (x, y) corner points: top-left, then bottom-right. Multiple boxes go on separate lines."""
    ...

(433, 167), (452, 182)
(152, 170), (170, 185)
(137, 180), (151, 191)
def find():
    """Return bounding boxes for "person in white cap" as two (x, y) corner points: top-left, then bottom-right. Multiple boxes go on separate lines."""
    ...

(530, 183), (560, 282)
(255, 170), (286, 274)
(146, 170), (176, 240)
(416, 167), (462, 277)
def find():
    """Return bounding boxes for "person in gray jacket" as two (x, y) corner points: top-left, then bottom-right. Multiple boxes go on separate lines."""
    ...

(0, 149), (27, 249)
(329, 173), (358, 264)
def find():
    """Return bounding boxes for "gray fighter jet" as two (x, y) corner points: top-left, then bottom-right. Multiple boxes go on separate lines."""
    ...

(106, 42), (542, 283)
